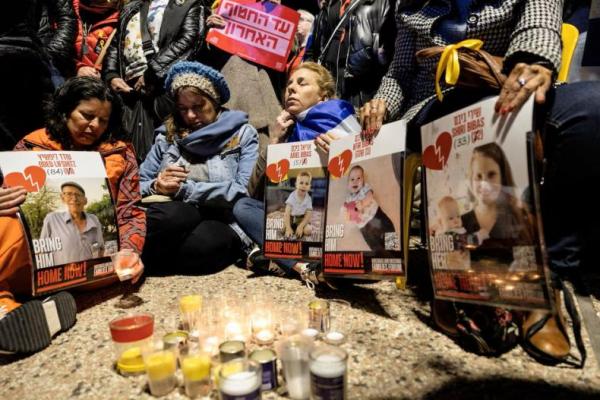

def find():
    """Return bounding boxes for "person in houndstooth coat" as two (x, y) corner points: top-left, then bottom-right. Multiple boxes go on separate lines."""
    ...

(359, 0), (600, 365)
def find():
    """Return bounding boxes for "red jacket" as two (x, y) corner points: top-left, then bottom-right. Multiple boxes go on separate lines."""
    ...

(73, 0), (119, 72)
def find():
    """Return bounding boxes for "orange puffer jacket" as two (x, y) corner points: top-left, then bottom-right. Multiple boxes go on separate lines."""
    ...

(15, 129), (146, 253)
(73, 0), (119, 73)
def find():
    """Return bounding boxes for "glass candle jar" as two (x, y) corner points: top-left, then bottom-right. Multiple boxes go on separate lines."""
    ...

(179, 295), (202, 332)
(182, 352), (212, 398)
(309, 344), (348, 400)
(218, 359), (262, 400)
(109, 313), (154, 364)
(278, 335), (313, 400)
(307, 300), (329, 333)
(145, 350), (177, 397)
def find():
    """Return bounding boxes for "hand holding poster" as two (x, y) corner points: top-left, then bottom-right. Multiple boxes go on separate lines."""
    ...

(323, 121), (406, 280)
(421, 96), (552, 311)
(206, 0), (299, 72)
(0, 151), (118, 295)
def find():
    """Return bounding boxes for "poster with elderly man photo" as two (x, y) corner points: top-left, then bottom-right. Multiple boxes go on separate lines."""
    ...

(0, 151), (118, 295)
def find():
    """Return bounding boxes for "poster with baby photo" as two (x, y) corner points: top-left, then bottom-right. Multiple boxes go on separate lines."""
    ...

(264, 140), (327, 260)
(0, 151), (119, 296)
(421, 96), (552, 311)
(323, 120), (406, 280)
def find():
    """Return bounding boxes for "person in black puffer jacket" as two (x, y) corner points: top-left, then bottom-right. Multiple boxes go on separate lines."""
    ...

(1, 1), (55, 149)
(102, 0), (205, 161)
(304, 0), (396, 109)
(37, 0), (78, 84)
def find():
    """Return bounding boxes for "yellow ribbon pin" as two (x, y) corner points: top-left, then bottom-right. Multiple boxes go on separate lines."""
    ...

(435, 39), (484, 101)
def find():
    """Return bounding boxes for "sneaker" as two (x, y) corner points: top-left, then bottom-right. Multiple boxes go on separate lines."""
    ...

(297, 262), (337, 290)
(247, 247), (287, 277)
(0, 291), (77, 354)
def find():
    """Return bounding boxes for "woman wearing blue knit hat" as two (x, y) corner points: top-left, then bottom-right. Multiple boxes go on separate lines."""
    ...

(139, 61), (258, 272)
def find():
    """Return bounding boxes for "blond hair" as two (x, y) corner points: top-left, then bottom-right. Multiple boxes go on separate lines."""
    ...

(290, 62), (336, 99)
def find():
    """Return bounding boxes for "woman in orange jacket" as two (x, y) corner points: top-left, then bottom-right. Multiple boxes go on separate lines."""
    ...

(0, 76), (146, 354)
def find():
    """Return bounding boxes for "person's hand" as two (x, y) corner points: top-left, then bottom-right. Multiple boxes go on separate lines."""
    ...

(355, 199), (364, 212)
(207, 14), (227, 29)
(314, 132), (339, 153)
(110, 78), (133, 93)
(0, 186), (27, 216)
(131, 257), (144, 284)
(475, 228), (490, 246)
(77, 66), (100, 78)
(155, 165), (188, 195)
(295, 225), (305, 238)
(495, 63), (553, 115)
(134, 75), (145, 92)
(272, 110), (295, 144)
(285, 226), (294, 238)
(359, 98), (387, 142)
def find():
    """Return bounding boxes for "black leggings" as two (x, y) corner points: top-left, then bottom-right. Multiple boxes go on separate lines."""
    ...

(142, 202), (242, 272)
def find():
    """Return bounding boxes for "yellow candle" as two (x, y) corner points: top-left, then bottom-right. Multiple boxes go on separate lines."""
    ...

(145, 351), (176, 381)
(182, 354), (211, 381)
(179, 295), (202, 313)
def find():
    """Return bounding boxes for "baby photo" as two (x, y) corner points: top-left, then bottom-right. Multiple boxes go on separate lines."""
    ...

(265, 167), (326, 243)
(326, 157), (400, 252)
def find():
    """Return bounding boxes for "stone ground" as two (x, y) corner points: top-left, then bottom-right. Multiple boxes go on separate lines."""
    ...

(2, 251), (600, 400)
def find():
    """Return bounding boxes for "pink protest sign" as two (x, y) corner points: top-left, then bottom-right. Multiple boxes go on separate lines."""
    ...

(206, 0), (299, 72)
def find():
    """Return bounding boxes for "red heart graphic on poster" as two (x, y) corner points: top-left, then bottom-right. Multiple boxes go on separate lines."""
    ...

(422, 131), (452, 170)
(328, 149), (353, 178)
(4, 165), (47, 192)
(266, 159), (290, 183)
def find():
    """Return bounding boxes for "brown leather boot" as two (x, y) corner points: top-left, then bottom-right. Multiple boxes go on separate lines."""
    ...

(522, 292), (570, 363)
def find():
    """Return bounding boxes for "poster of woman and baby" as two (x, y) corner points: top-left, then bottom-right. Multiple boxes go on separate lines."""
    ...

(422, 96), (552, 310)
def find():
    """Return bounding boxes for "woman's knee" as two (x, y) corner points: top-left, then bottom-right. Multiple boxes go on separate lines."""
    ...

(179, 221), (242, 268)
(146, 202), (201, 234)
(233, 197), (261, 221)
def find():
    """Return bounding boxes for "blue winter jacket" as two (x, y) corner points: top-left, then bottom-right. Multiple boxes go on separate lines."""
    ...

(139, 110), (259, 208)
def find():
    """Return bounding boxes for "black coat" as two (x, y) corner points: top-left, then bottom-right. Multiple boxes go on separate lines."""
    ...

(102, 0), (204, 86)
(304, 0), (396, 107)
(37, 0), (77, 75)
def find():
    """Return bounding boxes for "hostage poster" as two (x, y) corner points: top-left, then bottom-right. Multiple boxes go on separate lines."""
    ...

(421, 96), (552, 310)
(264, 140), (327, 260)
(323, 120), (406, 280)
(0, 151), (118, 295)
(206, 0), (299, 72)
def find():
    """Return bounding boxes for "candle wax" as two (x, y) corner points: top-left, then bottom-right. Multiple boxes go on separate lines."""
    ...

(255, 329), (274, 343)
(310, 354), (346, 378)
(220, 371), (260, 396)
(325, 331), (345, 344)
(285, 374), (310, 399)
(301, 328), (319, 339)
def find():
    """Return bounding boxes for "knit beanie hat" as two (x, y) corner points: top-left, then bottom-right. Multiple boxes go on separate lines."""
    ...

(164, 61), (231, 105)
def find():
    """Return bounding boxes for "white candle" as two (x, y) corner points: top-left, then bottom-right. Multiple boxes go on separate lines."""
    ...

(115, 267), (133, 280)
(310, 354), (346, 378)
(301, 328), (319, 339)
(202, 335), (219, 356)
(255, 329), (275, 344)
(324, 331), (345, 345)
(220, 371), (261, 396)
(285, 374), (310, 399)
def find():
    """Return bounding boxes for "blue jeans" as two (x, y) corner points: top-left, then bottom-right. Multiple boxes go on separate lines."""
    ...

(233, 197), (297, 272)
(410, 82), (600, 275)
(540, 81), (600, 275)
